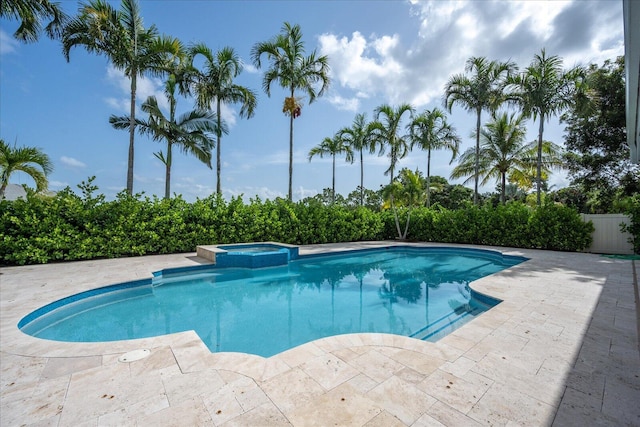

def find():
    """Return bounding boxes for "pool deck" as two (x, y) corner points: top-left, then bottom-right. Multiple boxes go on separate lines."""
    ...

(1, 242), (638, 426)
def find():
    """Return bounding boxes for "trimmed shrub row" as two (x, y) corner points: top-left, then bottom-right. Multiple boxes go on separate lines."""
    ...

(0, 188), (593, 266)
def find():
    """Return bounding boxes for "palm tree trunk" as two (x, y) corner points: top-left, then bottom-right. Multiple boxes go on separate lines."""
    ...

(536, 117), (544, 206)
(332, 154), (336, 204)
(426, 148), (431, 208)
(501, 172), (506, 204)
(391, 196), (402, 239)
(0, 183), (7, 199)
(402, 207), (411, 239)
(288, 89), (295, 201)
(165, 141), (172, 199)
(127, 72), (137, 195)
(216, 99), (222, 195)
(474, 108), (481, 205)
(359, 149), (364, 206)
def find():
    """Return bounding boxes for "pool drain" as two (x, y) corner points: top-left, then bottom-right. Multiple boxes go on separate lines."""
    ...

(118, 349), (151, 363)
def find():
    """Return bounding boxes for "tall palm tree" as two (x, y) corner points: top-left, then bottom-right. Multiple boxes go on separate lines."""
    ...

(251, 22), (330, 201)
(110, 75), (220, 199)
(338, 113), (377, 206)
(0, 139), (53, 198)
(1, 0), (68, 42)
(62, 0), (181, 195)
(188, 44), (257, 195)
(450, 112), (562, 204)
(408, 108), (461, 208)
(507, 48), (583, 205)
(371, 103), (415, 185)
(308, 133), (353, 204)
(444, 57), (517, 204)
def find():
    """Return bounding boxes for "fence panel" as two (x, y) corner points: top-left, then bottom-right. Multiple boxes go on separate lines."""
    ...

(581, 214), (634, 255)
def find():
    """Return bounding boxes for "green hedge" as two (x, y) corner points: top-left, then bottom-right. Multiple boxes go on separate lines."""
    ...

(1, 188), (594, 266)
(380, 202), (594, 252)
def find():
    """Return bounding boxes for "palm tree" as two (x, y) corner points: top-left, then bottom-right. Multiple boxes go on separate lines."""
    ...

(450, 112), (562, 204)
(110, 75), (220, 199)
(251, 22), (330, 201)
(308, 133), (353, 204)
(1, 0), (68, 42)
(62, 0), (182, 195)
(382, 168), (425, 240)
(371, 103), (415, 185)
(507, 49), (583, 205)
(188, 44), (257, 195)
(338, 113), (377, 206)
(444, 57), (517, 204)
(408, 108), (461, 208)
(0, 139), (53, 198)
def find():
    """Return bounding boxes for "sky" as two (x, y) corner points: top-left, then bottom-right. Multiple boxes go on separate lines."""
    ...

(0, 0), (625, 202)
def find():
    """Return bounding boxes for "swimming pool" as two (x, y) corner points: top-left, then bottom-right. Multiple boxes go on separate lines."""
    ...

(19, 246), (526, 357)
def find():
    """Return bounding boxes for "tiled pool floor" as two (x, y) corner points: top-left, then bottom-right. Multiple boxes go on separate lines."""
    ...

(1, 242), (638, 426)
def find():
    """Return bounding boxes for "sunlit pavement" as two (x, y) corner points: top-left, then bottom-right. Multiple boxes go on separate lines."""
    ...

(1, 242), (638, 426)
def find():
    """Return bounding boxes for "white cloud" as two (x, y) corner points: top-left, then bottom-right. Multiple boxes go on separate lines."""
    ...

(0, 30), (18, 55)
(60, 156), (86, 168)
(320, 0), (624, 113)
(104, 65), (166, 113)
(327, 95), (360, 112)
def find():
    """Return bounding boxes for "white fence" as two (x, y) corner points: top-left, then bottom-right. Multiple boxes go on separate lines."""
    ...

(581, 214), (634, 255)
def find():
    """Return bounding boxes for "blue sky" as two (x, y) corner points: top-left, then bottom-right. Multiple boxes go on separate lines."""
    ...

(0, 0), (624, 201)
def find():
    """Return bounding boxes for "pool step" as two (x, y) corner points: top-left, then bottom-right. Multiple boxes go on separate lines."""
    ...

(410, 306), (484, 341)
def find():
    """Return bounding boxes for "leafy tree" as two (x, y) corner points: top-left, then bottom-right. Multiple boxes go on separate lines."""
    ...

(251, 22), (330, 201)
(508, 48), (584, 206)
(308, 133), (353, 204)
(110, 74), (220, 199)
(444, 56), (517, 204)
(561, 56), (639, 213)
(338, 113), (377, 206)
(345, 186), (383, 210)
(1, 0), (68, 42)
(62, 0), (181, 194)
(371, 103), (415, 185)
(425, 176), (473, 210)
(188, 44), (257, 195)
(382, 168), (425, 239)
(408, 108), (460, 207)
(0, 139), (53, 198)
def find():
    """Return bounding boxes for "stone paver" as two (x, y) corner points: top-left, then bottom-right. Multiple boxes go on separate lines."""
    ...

(1, 242), (638, 426)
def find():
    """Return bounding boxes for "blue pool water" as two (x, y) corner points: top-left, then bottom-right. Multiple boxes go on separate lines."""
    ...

(19, 247), (526, 357)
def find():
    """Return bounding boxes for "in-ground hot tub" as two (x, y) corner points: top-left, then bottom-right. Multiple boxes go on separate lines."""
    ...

(196, 242), (299, 268)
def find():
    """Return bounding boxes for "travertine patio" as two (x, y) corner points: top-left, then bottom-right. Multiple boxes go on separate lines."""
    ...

(1, 242), (638, 426)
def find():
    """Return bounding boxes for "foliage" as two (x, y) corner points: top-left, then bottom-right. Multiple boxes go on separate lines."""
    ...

(188, 44), (257, 195)
(338, 113), (379, 207)
(451, 112), (562, 204)
(381, 201), (592, 251)
(507, 48), (584, 206)
(617, 195), (640, 254)
(561, 56), (639, 213)
(0, 139), (54, 199)
(110, 73), (219, 199)
(308, 133), (353, 204)
(62, 0), (182, 194)
(251, 21), (330, 201)
(408, 108), (460, 207)
(370, 103), (415, 184)
(382, 169), (425, 239)
(444, 56), (517, 204)
(1, 178), (595, 265)
(1, 0), (69, 42)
